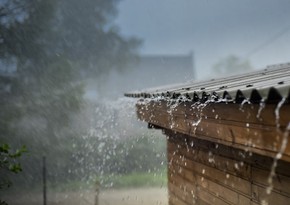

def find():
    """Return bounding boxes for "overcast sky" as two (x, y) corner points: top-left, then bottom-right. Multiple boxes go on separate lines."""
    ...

(115, 0), (290, 79)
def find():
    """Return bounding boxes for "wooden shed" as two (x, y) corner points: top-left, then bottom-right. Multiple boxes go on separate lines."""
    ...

(125, 63), (290, 205)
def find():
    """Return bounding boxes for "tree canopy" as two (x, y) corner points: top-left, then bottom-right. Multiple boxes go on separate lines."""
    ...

(0, 0), (140, 190)
(0, 0), (140, 136)
(0, 0), (140, 75)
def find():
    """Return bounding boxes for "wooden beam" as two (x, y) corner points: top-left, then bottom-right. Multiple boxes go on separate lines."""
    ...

(137, 100), (290, 162)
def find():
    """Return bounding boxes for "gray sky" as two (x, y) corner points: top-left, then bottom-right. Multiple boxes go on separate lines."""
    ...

(115, 0), (290, 79)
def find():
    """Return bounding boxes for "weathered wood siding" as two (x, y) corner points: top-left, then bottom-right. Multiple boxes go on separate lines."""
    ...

(137, 100), (290, 162)
(128, 65), (290, 205)
(166, 130), (290, 205)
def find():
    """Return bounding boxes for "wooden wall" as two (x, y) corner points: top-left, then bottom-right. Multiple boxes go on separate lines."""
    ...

(137, 101), (290, 162)
(166, 130), (290, 205)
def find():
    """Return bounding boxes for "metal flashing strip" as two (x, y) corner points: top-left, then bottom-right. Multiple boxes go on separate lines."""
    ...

(125, 63), (290, 103)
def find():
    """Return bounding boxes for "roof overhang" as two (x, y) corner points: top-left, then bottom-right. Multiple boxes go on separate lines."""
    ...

(125, 63), (290, 162)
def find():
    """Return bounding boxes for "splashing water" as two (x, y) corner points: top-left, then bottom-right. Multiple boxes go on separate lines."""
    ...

(190, 101), (211, 135)
(167, 99), (182, 129)
(70, 97), (168, 193)
(265, 97), (287, 196)
(239, 99), (250, 112)
(208, 151), (215, 164)
(266, 122), (290, 194)
(275, 98), (286, 129)
(266, 97), (289, 195)
(256, 99), (266, 120)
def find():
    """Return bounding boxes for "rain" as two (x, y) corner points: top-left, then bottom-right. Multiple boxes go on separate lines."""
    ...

(1, 1), (290, 205)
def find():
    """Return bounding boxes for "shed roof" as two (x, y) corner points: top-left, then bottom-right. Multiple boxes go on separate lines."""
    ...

(125, 63), (290, 104)
(125, 62), (290, 162)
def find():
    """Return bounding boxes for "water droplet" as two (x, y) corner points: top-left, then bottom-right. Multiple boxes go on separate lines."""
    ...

(208, 157), (214, 163)
(261, 199), (269, 205)
(275, 98), (286, 128)
(266, 186), (272, 195)
(234, 163), (239, 170)
(267, 123), (290, 194)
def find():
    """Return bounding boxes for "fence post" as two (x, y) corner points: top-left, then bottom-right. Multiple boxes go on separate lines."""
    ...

(95, 179), (100, 205)
(43, 156), (47, 205)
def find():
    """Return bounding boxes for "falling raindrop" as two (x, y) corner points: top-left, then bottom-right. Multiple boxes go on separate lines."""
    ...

(261, 199), (269, 205)
(234, 163), (239, 170)
(208, 151), (215, 163)
(275, 98), (286, 128)
(190, 141), (194, 147)
(256, 99), (266, 119)
(267, 122), (290, 194)
(239, 99), (250, 112)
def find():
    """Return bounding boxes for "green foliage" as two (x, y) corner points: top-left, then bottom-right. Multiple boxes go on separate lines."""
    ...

(0, 0), (140, 77)
(0, 144), (27, 175)
(0, 0), (140, 138)
(107, 170), (166, 189)
(0, 143), (27, 204)
(99, 170), (167, 189)
(45, 170), (167, 192)
(0, 0), (141, 193)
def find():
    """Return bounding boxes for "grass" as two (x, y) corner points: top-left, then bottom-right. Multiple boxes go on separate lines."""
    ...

(99, 170), (167, 189)
(40, 169), (168, 192)
(1, 169), (168, 194)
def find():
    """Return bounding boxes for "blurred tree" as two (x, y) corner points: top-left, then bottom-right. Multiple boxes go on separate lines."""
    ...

(0, 0), (140, 187)
(212, 55), (253, 76)
(53, 0), (140, 78)
(0, 73), (19, 140)
(0, 0), (82, 145)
